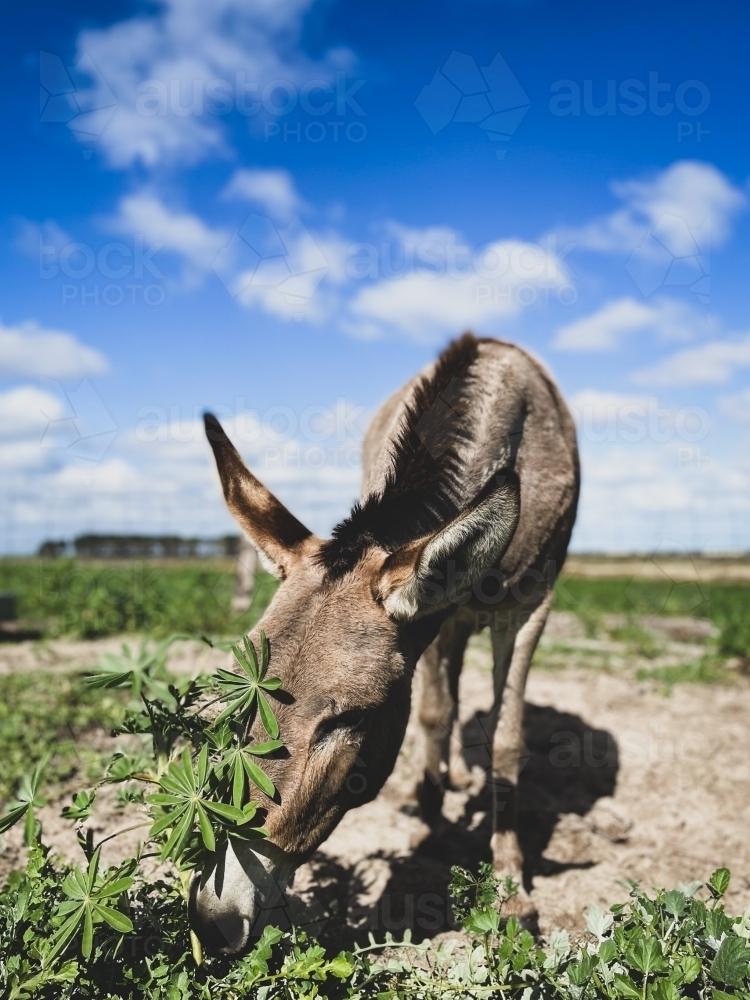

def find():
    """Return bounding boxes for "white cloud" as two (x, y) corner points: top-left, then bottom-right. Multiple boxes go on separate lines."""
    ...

(107, 192), (348, 317)
(0, 386), (65, 439)
(343, 231), (571, 342)
(74, 0), (354, 168)
(554, 296), (712, 351)
(633, 333), (750, 386)
(15, 218), (72, 259)
(0, 320), (109, 379)
(0, 407), (364, 553)
(108, 192), (229, 273)
(719, 389), (750, 424)
(564, 160), (746, 253)
(571, 436), (750, 552)
(569, 389), (650, 426)
(222, 168), (305, 219)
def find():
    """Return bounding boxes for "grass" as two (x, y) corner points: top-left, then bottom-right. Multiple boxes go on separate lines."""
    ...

(554, 575), (750, 661)
(635, 656), (738, 691)
(0, 558), (278, 638)
(0, 671), (127, 806)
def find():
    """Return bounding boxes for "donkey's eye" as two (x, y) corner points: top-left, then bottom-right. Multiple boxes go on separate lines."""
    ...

(335, 708), (366, 729)
(315, 708), (366, 742)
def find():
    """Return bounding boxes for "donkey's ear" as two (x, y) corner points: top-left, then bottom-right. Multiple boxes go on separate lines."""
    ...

(204, 413), (312, 578)
(377, 472), (520, 621)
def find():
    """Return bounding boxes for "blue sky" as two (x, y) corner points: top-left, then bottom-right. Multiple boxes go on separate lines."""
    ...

(1, 0), (749, 553)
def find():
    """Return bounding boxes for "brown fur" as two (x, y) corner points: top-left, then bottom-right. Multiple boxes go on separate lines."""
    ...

(191, 334), (579, 953)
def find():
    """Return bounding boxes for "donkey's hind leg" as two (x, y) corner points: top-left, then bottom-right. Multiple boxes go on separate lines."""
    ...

(415, 606), (475, 825)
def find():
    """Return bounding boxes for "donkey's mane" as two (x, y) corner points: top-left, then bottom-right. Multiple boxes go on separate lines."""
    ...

(318, 332), (484, 579)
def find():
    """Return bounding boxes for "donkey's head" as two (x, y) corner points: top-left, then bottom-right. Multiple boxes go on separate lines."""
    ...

(190, 412), (519, 953)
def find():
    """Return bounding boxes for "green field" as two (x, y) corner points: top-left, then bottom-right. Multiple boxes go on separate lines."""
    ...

(0, 558), (278, 639)
(1, 557), (748, 657)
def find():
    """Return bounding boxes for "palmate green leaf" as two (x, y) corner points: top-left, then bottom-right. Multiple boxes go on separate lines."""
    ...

(257, 690), (280, 740)
(243, 756), (275, 799)
(651, 978), (680, 1000)
(680, 955), (702, 984)
(213, 631), (281, 736)
(202, 800), (247, 823)
(46, 847), (134, 965)
(218, 738), (281, 807)
(61, 789), (96, 821)
(81, 633), (192, 706)
(325, 954), (355, 979)
(0, 802), (29, 836)
(95, 903), (133, 934)
(567, 953), (596, 985)
(464, 907), (500, 935)
(599, 939), (618, 964)
(197, 803), (216, 852)
(707, 910), (734, 939)
(147, 744), (263, 861)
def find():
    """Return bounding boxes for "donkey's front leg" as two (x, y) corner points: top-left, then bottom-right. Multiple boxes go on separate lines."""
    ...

(415, 608), (474, 824)
(490, 593), (552, 918)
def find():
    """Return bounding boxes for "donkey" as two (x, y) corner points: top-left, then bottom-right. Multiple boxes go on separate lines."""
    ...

(190, 333), (579, 953)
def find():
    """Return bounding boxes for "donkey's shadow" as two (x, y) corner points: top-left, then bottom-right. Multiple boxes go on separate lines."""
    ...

(300, 702), (618, 950)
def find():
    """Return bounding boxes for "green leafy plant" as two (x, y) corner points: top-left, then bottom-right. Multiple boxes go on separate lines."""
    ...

(0, 754), (49, 844)
(82, 634), (194, 706)
(47, 848), (134, 963)
(147, 745), (262, 861)
(214, 633), (281, 736)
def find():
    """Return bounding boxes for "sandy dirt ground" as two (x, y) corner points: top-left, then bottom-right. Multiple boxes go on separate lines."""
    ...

(2, 616), (750, 949)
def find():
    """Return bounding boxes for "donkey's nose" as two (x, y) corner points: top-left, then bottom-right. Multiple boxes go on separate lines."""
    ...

(189, 884), (253, 954)
(188, 840), (258, 954)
